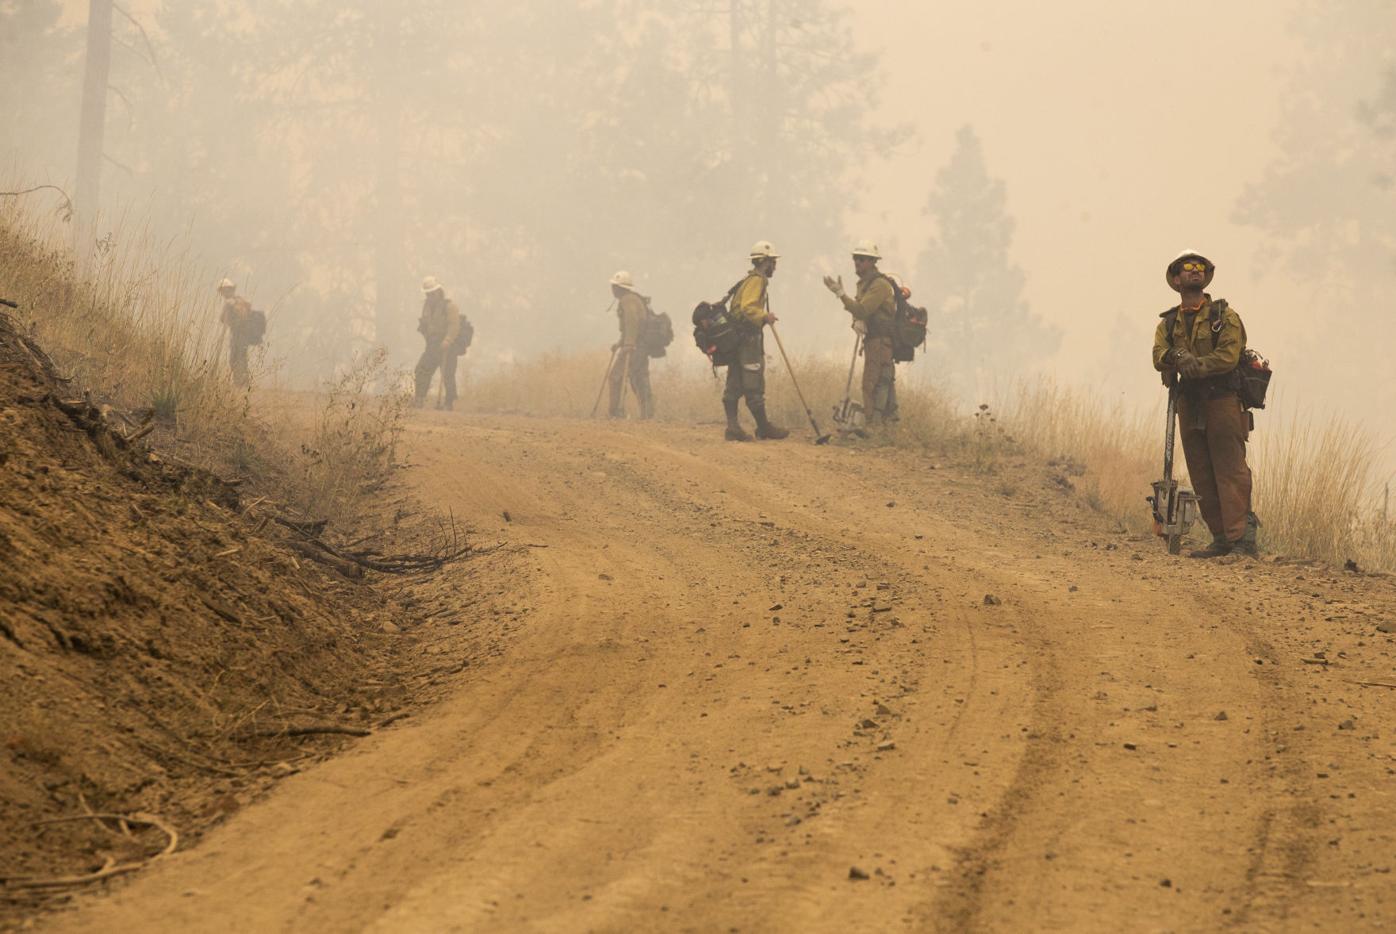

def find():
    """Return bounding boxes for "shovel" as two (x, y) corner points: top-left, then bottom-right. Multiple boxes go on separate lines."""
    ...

(832, 329), (868, 437)
(767, 323), (831, 445)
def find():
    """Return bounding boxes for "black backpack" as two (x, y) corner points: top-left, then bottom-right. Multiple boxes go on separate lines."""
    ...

(639, 298), (674, 358)
(877, 275), (928, 363)
(1161, 299), (1271, 409)
(246, 309), (267, 345)
(448, 315), (474, 356)
(691, 278), (747, 367)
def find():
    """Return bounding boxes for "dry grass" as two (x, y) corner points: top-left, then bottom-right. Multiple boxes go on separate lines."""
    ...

(1001, 382), (1159, 529)
(0, 199), (406, 524)
(290, 349), (410, 524)
(0, 206), (242, 461)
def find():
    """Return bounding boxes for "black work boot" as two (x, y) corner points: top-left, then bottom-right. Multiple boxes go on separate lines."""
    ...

(1189, 537), (1233, 559)
(751, 402), (789, 440)
(1235, 513), (1261, 557)
(724, 399), (752, 442)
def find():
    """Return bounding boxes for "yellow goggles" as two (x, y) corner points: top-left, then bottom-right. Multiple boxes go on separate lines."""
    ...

(1179, 262), (1209, 272)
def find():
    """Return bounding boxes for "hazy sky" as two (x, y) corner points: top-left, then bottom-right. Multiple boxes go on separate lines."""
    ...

(852, 0), (1301, 401)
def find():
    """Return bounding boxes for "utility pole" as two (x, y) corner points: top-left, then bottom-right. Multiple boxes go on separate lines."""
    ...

(74, 0), (113, 257)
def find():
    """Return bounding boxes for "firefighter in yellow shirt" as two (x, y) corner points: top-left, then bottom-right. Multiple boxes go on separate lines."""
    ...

(1151, 250), (1257, 558)
(722, 241), (788, 441)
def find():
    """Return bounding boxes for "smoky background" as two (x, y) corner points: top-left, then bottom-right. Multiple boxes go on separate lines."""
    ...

(2, 0), (1393, 464)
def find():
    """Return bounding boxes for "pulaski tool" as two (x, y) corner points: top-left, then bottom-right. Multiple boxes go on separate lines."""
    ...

(767, 322), (831, 445)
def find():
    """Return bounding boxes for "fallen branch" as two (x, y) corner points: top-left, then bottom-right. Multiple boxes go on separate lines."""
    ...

(5, 812), (177, 889)
(1348, 679), (1396, 689)
(233, 723), (371, 740)
(0, 184), (74, 221)
(287, 539), (364, 580)
(274, 511), (476, 575)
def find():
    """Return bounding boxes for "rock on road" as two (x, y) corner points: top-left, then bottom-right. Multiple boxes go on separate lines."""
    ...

(49, 415), (1396, 932)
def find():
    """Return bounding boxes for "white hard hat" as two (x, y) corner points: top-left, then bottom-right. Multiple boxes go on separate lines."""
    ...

(851, 239), (881, 260)
(749, 240), (781, 260)
(609, 270), (635, 290)
(217, 278), (235, 291)
(1165, 250), (1214, 290)
(421, 275), (444, 294)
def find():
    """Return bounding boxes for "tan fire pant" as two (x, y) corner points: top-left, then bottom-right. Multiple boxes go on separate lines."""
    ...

(1177, 392), (1252, 543)
(862, 336), (896, 423)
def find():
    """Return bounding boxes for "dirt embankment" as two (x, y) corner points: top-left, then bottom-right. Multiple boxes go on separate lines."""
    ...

(0, 312), (484, 926)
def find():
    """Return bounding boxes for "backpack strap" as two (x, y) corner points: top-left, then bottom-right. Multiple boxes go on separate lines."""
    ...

(1161, 306), (1179, 347)
(1209, 298), (1227, 335)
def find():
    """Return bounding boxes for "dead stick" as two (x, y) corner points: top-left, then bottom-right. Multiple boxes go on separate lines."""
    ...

(9, 813), (178, 889)
(1348, 679), (1396, 689)
(235, 724), (371, 740)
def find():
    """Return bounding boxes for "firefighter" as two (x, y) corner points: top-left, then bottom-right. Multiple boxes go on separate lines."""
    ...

(823, 240), (898, 425)
(723, 241), (788, 441)
(216, 278), (258, 387)
(414, 276), (463, 410)
(1152, 250), (1258, 558)
(607, 271), (654, 419)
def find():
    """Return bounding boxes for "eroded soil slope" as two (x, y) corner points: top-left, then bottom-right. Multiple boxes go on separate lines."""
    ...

(46, 411), (1396, 932)
(0, 312), (433, 923)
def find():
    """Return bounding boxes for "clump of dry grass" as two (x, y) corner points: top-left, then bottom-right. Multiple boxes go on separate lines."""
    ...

(291, 349), (410, 523)
(1252, 412), (1394, 569)
(0, 198), (405, 525)
(1001, 382), (1159, 530)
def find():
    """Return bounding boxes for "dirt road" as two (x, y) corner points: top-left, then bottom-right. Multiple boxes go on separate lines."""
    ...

(48, 415), (1396, 932)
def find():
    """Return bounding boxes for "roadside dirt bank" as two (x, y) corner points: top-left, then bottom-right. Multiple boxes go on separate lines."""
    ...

(0, 317), (492, 929)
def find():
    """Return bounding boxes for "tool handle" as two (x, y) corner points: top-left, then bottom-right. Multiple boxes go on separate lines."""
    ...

(590, 346), (620, 418)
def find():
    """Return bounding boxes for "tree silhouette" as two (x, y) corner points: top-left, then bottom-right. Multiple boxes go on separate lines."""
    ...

(915, 125), (1059, 402)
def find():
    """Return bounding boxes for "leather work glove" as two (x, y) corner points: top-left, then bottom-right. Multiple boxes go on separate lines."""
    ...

(852, 319), (867, 337)
(1173, 350), (1205, 379)
(611, 341), (621, 351)
(822, 274), (846, 299)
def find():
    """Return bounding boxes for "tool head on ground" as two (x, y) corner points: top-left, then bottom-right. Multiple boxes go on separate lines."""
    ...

(1165, 250), (1214, 291)
(850, 239), (881, 261)
(609, 270), (636, 292)
(421, 275), (444, 295)
(749, 240), (781, 261)
(217, 278), (235, 295)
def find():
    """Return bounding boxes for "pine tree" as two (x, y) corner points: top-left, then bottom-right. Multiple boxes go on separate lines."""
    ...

(915, 126), (1059, 402)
